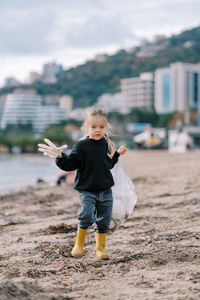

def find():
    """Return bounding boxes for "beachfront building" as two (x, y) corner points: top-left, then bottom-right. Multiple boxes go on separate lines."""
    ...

(96, 93), (123, 113)
(1, 89), (67, 132)
(155, 62), (200, 114)
(120, 72), (154, 113)
(1, 89), (42, 129)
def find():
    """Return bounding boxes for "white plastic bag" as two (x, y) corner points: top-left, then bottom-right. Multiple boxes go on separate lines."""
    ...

(109, 157), (137, 231)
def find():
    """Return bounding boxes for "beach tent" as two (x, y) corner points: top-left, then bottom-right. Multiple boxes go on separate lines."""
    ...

(168, 130), (193, 153)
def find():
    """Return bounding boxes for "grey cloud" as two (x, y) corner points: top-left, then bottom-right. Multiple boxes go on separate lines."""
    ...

(0, 0), (106, 55)
(64, 14), (137, 48)
(101, 0), (200, 37)
(0, 9), (57, 55)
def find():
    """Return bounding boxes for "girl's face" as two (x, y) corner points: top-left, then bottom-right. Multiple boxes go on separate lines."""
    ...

(85, 116), (107, 140)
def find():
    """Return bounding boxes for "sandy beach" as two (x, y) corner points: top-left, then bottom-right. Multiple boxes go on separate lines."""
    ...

(0, 150), (200, 300)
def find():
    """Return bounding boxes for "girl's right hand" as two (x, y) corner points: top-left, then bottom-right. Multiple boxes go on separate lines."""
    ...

(117, 145), (127, 155)
(38, 138), (68, 158)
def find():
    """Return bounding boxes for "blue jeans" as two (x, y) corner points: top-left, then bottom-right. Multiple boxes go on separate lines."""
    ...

(78, 188), (113, 233)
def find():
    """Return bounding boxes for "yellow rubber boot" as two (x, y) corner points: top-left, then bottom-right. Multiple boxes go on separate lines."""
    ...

(95, 232), (109, 260)
(71, 227), (88, 258)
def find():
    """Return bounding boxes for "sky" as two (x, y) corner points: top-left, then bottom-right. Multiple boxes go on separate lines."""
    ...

(0, 0), (200, 87)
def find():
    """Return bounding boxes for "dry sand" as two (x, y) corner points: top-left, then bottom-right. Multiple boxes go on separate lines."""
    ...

(0, 150), (200, 300)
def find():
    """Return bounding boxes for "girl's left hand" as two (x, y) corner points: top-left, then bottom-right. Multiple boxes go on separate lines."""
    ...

(117, 145), (127, 155)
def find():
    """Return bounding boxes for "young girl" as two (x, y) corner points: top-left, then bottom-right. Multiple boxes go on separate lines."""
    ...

(38, 107), (126, 260)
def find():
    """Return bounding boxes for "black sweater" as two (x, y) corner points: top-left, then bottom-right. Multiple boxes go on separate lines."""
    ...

(56, 137), (120, 192)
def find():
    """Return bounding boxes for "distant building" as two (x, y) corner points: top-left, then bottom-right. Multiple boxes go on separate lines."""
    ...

(35, 106), (66, 132)
(0, 95), (7, 124)
(1, 89), (41, 129)
(68, 108), (87, 121)
(155, 62), (200, 114)
(43, 95), (73, 112)
(96, 93), (123, 113)
(44, 95), (60, 105)
(1, 89), (67, 132)
(42, 61), (63, 83)
(95, 54), (107, 63)
(136, 39), (169, 58)
(4, 77), (21, 88)
(121, 72), (154, 113)
(27, 71), (41, 84)
(59, 95), (73, 115)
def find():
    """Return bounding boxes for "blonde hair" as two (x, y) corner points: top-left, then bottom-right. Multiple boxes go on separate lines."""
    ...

(82, 107), (115, 157)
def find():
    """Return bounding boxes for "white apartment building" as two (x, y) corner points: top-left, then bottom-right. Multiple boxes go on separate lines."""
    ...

(1, 89), (67, 132)
(96, 93), (123, 113)
(1, 90), (42, 129)
(155, 62), (200, 114)
(121, 72), (154, 113)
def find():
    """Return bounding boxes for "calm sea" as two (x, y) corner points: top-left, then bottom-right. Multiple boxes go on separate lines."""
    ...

(0, 154), (60, 193)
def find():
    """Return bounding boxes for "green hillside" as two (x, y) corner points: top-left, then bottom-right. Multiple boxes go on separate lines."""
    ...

(1, 25), (200, 108)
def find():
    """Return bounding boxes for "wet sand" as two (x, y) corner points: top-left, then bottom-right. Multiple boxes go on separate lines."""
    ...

(0, 150), (200, 300)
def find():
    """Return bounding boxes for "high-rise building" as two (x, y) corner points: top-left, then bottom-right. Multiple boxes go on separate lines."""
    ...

(121, 72), (154, 113)
(155, 62), (200, 114)
(42, 61), (63, 83)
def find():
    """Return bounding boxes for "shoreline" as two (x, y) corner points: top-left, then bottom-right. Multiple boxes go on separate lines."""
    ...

(0, 153), (49, 159)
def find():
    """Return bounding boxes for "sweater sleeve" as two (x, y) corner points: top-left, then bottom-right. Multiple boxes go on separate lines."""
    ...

(109, 151), (120, 169)
(56, 142), (82, 171)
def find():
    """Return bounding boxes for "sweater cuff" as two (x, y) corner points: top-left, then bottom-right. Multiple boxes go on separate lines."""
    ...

(113, 151), (120, 159)
(56, 152), (66, 161)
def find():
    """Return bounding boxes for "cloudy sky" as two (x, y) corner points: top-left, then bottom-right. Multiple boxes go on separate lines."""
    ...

(0, 0), (200, 86)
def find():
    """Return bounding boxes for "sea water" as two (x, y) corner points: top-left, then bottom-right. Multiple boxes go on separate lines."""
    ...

(0, 154), (60, 193)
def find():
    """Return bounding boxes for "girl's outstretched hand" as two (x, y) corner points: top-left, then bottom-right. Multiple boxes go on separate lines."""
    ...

(38, 138), (68, 158)
(117, 145), (127, 155)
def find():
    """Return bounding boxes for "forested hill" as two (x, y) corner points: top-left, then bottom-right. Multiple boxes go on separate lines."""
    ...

(1, 25), (200, 108)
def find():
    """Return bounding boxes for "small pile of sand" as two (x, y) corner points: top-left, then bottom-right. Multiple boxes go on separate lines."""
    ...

(0, 280), (71, 300)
